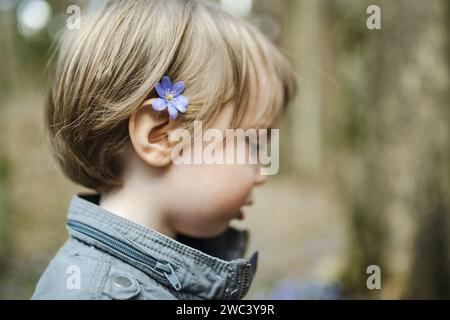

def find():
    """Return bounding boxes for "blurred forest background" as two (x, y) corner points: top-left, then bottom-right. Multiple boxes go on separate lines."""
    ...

(0, 0), (449, 299)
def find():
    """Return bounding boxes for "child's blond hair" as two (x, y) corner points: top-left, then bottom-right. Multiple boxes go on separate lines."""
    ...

(47, 0), (297, 193)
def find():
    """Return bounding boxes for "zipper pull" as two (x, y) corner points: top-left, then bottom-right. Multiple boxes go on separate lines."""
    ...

(155, 262), (182, 291)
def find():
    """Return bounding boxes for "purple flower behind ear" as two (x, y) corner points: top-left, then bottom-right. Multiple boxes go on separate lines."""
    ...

(151, 76), (189, 120)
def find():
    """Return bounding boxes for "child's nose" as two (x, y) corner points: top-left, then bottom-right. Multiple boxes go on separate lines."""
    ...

(254, 167), (267, 185)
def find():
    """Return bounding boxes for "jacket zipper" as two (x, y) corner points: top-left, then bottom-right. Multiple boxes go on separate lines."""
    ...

(67, 219), (181, 291)
(238, 262), (251, 299)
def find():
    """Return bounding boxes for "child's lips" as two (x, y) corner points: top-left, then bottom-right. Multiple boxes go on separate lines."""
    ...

(236, 201), (253, 220)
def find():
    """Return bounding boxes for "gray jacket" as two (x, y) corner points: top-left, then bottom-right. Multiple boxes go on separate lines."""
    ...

(32, 193), (258, 300)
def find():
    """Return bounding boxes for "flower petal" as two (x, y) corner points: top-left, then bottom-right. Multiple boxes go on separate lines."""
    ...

(167, 103), (179, 120)
(151, 98), (167, 111)
(155, 83), (166, 98)
(172, 95), (188, 113)
(161, 76), (172, 91)
(171, 81), (185, 96)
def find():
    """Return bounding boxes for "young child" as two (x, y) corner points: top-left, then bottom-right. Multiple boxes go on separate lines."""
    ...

(32, 0), (296, 300)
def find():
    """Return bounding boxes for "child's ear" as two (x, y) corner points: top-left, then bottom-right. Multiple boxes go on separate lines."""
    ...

(128, 99), (177, 167)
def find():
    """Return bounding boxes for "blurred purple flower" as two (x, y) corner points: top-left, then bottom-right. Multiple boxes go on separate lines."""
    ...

(151, 76), (189, 120)
(263, 279), (342, 300)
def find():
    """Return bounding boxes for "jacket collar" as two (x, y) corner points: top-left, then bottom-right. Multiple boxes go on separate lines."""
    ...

(66, 193), (258, 299)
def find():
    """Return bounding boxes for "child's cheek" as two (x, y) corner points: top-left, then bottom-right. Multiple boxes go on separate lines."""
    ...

(170, 163), (254, 218)
(213, 165), (254, 208)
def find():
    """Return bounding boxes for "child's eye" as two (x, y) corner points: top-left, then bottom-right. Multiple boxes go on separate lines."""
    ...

(245, 137), (260, 151)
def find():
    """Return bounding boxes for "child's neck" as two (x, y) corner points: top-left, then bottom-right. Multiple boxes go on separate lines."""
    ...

(99, 188), (176, 238)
